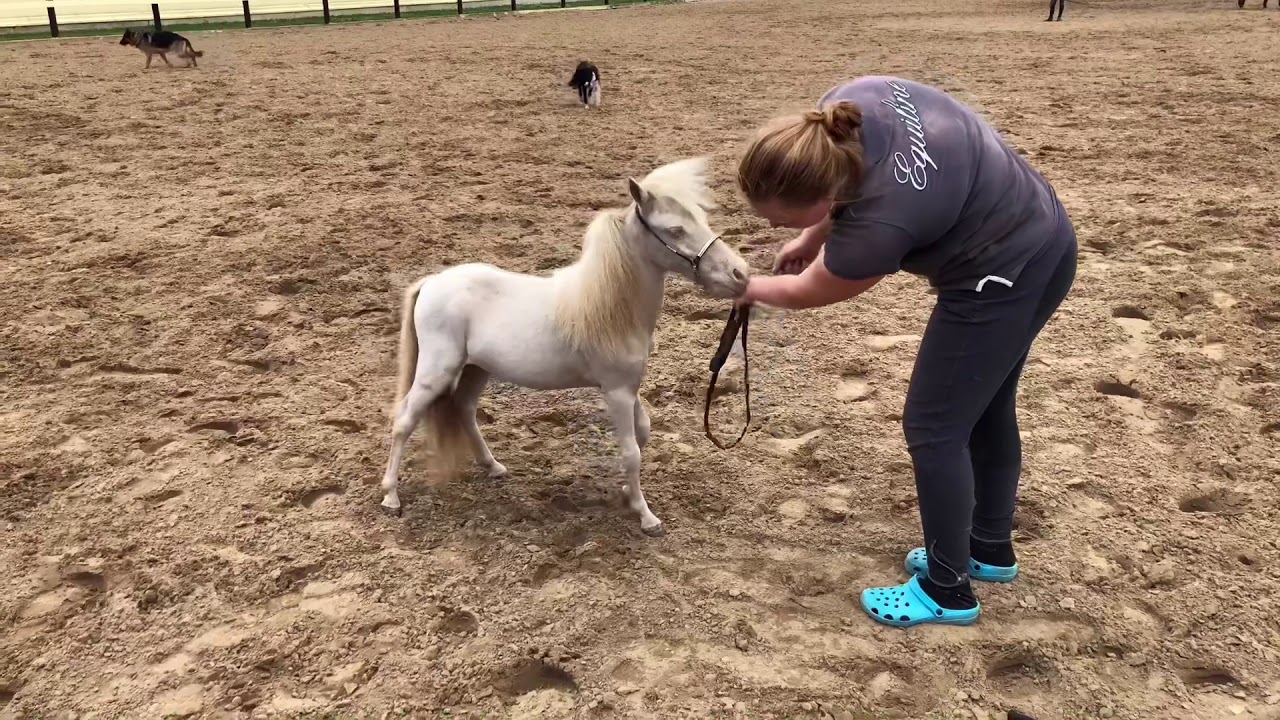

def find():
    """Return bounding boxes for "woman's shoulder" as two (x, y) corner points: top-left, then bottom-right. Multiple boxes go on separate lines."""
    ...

(818, 76), (918, 107)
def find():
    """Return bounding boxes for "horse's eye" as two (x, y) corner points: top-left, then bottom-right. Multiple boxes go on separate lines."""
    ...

(665, 227), (686, 238)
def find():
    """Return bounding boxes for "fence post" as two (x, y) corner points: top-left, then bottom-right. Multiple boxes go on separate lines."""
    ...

(456, 0), (462, 14)
(152, 3), (162, 29)
(560, 0), (565, 7)
(510, 0), (515, 11)
(393, 0), (400, 17)
(322, 0), (330, 23)
(47, 6), (59, 37)
(242, 0), (251, 26)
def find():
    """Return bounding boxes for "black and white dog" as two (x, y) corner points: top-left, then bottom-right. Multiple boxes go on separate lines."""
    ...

(567, 61), (601, 110)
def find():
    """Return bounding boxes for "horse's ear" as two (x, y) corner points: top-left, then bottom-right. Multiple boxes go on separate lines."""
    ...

(627, 178), (649, 208)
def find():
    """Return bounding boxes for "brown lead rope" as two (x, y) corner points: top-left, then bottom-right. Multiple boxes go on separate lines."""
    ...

(703, 304), (750, 450)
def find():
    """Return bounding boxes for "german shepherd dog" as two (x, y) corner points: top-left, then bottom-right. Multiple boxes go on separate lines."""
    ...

(567, 61), (601, 110)
(119, 29), (204, 69)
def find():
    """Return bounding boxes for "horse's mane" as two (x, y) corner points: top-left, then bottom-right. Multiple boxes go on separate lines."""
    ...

(637, 156), (716, 214)
(553, 157), (714, 357)
(553, 209), (645, 358)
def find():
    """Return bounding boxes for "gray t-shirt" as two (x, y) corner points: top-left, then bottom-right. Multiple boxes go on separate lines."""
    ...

(819, 76), (1064, 291)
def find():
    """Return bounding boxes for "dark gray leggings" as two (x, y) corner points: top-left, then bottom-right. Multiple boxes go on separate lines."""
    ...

(1048, 0), (1064, 19)
(903, 213), (1078, 587)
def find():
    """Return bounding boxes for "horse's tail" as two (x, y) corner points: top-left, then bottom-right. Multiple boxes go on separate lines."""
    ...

(394, 277), (426, 409)
(423, 383), (471, 484)
(393, 276), (471, 483)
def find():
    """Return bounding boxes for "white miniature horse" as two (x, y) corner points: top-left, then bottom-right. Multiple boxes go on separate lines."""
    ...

(381, 157), (750, 536)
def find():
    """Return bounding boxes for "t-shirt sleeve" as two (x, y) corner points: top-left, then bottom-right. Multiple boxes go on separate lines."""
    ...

(822, 215), (917, 281)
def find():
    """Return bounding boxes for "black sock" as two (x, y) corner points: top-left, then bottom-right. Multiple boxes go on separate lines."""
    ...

(971, 537), (1017, 567)
(919, 576), (978, 610)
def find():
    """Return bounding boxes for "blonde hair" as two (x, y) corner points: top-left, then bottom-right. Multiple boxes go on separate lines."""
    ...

(553, 210), (649, 359)
(736, 101), (865, 207)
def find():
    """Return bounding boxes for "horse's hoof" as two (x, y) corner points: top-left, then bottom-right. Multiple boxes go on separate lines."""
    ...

(641, 522), (666, 538)
(380, 503), (402, 518)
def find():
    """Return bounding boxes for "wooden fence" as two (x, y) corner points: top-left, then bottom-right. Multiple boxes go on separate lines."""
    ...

(30, 0), (613, 38)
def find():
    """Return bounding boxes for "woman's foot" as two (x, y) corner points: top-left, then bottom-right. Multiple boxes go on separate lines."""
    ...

(904, 541), (1020, 583)
(861, 575), (980, 628)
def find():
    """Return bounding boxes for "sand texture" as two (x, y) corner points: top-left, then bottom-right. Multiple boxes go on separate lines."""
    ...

(2, 0), (1279, 717)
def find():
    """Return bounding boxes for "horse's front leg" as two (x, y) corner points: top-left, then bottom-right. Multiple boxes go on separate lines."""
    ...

(604, 386), (663, 536)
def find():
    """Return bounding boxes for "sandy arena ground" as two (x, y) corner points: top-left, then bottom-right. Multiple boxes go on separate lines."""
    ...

(2, 0), (1279, 717)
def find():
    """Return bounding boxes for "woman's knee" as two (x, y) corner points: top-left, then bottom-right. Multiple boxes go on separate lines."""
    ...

(902, 408), (966, 457)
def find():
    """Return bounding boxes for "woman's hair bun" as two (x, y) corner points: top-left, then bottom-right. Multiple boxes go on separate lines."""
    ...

(804, 101), (862, 142)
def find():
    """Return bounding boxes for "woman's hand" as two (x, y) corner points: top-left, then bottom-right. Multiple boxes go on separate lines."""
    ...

(736, 274), (786, 309)
(772, 216), (831, 275)
(773, 234), (821, 275)
(734, 280), (757, 310)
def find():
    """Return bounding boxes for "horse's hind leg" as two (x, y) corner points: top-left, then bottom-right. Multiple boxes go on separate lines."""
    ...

(604, 386), (663, 536)
(633, 398), (651, 449)
(381, 343), (463, 515)
(453, 365), (507, 479)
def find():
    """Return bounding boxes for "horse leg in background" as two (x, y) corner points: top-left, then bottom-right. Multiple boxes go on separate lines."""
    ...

(381, 342), (464, 515)
(604, 386), (664, 536)
(633, 398), (651, 449)
(452, 365), (508, 479)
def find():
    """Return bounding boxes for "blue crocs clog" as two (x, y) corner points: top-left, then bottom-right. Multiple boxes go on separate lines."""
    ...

(904, 547), (1019, 583)
(861, 575), (981, 628)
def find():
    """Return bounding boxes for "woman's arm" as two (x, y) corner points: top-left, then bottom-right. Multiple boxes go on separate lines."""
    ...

(742, 247), (883, 310)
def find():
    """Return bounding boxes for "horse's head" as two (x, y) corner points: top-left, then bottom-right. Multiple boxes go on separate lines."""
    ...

(627, 157), (750, 299)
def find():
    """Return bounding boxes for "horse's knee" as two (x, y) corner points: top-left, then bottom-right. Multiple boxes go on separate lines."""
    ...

(619, 446), (642, 473)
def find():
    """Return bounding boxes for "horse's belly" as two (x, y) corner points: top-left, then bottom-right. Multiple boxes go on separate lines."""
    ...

(487, 365), (593, 391)
(467, 335), (593, 391)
